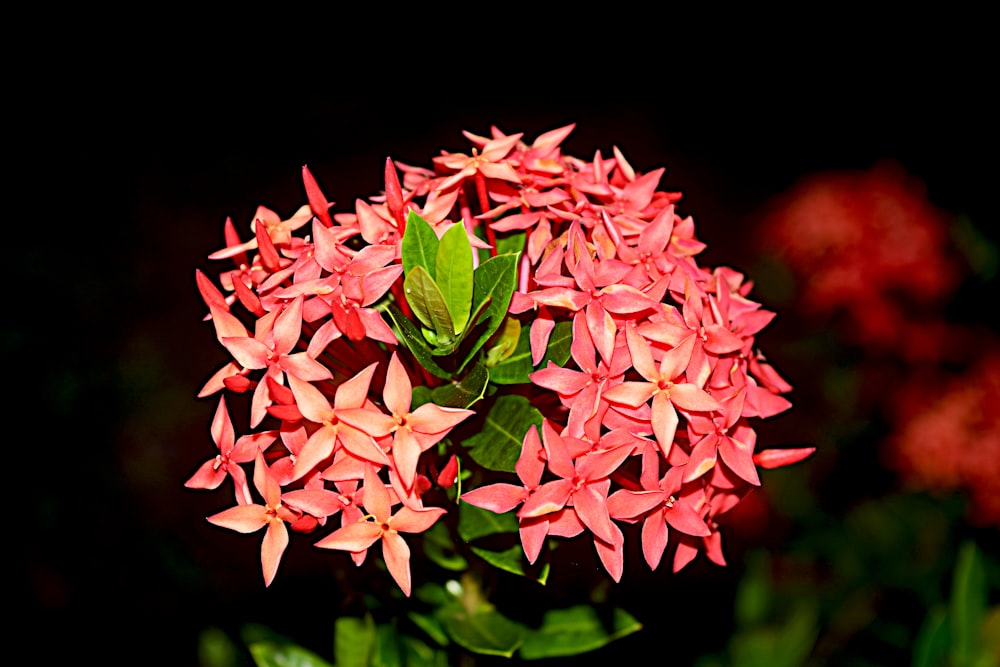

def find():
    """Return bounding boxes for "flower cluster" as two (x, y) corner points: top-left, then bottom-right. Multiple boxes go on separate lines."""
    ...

(187, 124), (809, 594)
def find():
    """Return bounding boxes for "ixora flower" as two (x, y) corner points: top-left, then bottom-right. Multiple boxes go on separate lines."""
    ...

(189, 123), (813, 593)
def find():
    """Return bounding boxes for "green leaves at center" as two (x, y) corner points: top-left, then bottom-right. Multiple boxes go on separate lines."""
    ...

(400, 212), (474, 345)
(397, 212), (518, 375)
(405, 266), (456, 346)
(436, 223), (474, 334)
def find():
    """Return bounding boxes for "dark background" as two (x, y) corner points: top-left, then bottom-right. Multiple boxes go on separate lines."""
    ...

(16, 25), (995, 665)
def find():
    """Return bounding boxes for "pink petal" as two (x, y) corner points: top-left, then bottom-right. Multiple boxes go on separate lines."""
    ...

(574, 484), (617, 545)
(606, 489), (664, 520)
(593, 522), (624, 582)
(185, 459), (226, 490)
(336, 407), (398, 438)
(207, 504), (267, 533)
(286, 374), (332, 424)
(281, 352), (333, 382)
(718, 435), (761, 486)
(390, 429), (422, 491)
(314, 521), (382, 552)
(383, 352), (412, 416)
(409, 403), (475, 436)
(641, 513), (668, 571)
(261, 520), (289, 587)
(529, 314), (556, 366)
(281, 488), (344, 518)
(671, 383), (722, 413)
(519, 516), (550, 564)
(221, 336), (269, 370)
(519, 479), (573, 518)
(361, 465), (392, 519)
(302, 165), (334, 227)
(382, 531), (413, 596)
(391, 506), (447, 534)
(603, 381), (656, 408)
(516, 425), (546, 488)
(272, 296), (305, 356)
(530, 364), (588, 396)
(461, 484), (529, 514)
(334, 363), (378, 410)
(664, 503), (711, 537)
(291, 427), (337, 481)
(651, 393), (679, 458)
(752, 447), (816, 469)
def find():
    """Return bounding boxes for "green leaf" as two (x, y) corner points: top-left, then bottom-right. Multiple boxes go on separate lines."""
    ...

(489, 319), (572, 385)
(728, 601), (818, 667)
(399, 635), (450, 667)
(371, 623), (402, 667)
(243, 624), (334, 667)
(198, 627), (240, 667)
(407, 611), (451, 647)
(384, 304), (453, 380)
(951, 540), (988, 665)
(459, 253), (519, 371)
(413, 581), (451, 607)
(247, 644), (334, 667)
(484, 317), (521, 368)
(458, 504), (548, 583)
(458, 501), (519, 541)
(436, 222), (474, 334)
(470, 544), (550, 585)
(422, 520), (469, 572)
(462, 394), (543, 473)
(404, 266), (455, 345)
(401, 211), (439, 278)
(494, 231), (525, 257)
(411, 385), (433, 410)
(430, 359), (488, 409)
(735, 551), (773, 628)
(436, 603), (528, 657)
(335, 616), (375, 667)
(518, 606), (642, 660)
(912, 606), (950, 667)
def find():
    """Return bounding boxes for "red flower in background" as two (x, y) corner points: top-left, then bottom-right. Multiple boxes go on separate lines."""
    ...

(883, 343), (1000, 528)
(756, 160), (965, 360)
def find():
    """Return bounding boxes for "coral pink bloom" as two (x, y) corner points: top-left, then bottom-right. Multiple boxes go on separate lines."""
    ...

(314, 465), (446, 597)
(518, 421), (632, 548)
(337, 353), (474, 491)
(530, 315), (629, 435)
(221, 296), (331, 385)
(220, 296), (333, 427)
(286, 365), (390, 481)
(462, 425), (549, 562)
(528, 224), (660, 365)
(185, 396), (272, 505)
(433, 131), (524, 192)
(206, 451), (299, 587)
(686, 386), (761, 485)
(607, 466), (711, 571)
(603, 329), (721, 457)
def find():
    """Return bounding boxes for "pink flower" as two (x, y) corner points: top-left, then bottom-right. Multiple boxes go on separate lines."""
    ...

(189, 122), (809, 592)
(314, 464), (446, 596)
(205, 451), (299, 587)
(337, 352), (474, 492)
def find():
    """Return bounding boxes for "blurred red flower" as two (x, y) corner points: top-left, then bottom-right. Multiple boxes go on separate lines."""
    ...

(883, 344), (1000, 528)
(756, 160), (965, 360)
